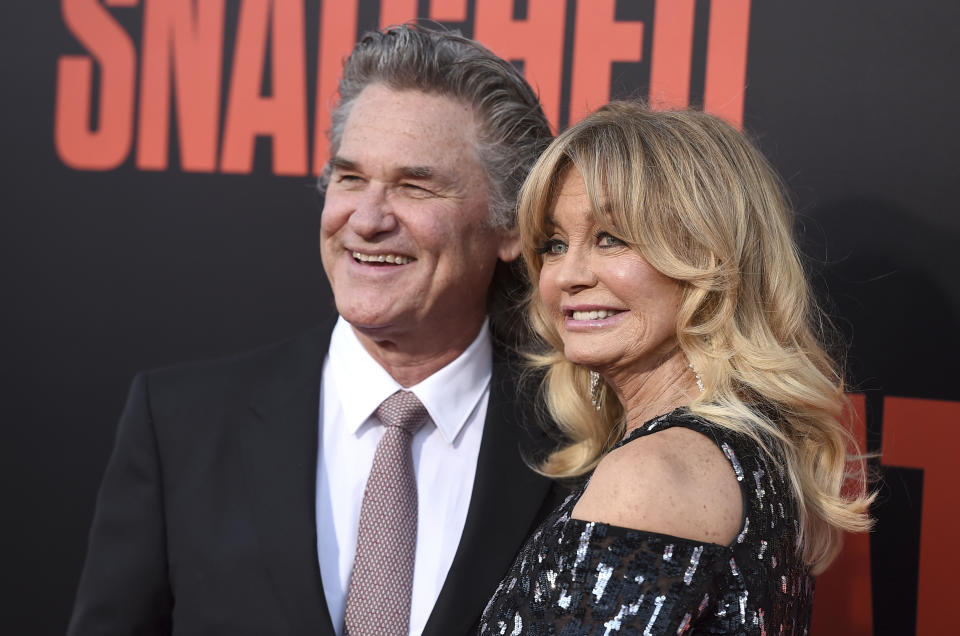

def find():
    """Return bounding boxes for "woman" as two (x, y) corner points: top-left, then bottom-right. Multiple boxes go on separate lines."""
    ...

(480, 103), (873, 634)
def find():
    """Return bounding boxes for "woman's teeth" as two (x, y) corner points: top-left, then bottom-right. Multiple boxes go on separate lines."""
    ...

(572, 309), (620, 320)
(353, 252), (412, 265)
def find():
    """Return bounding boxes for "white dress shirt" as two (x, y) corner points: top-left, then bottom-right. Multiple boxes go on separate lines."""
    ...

(316, 317), (491, 635)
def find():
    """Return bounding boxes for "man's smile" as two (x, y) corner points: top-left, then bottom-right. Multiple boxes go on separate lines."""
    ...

(351, 250), (415, 265)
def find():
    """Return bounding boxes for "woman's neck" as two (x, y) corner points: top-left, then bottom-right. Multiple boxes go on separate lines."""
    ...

(607, 348), (700, 433)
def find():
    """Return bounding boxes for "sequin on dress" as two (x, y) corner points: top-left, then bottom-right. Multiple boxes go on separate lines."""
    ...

(480, 409), (814, 635)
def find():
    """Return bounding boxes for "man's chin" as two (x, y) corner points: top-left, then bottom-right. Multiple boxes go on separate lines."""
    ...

(348, 320), (394, 335)
(339, 308), (407, 339)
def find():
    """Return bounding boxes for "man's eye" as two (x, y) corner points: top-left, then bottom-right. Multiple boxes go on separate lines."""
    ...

(401, 183), (432, 196)
(597, 231), (625, 247)
(535, 239), (567, 255)
(336, 174), (363, 184)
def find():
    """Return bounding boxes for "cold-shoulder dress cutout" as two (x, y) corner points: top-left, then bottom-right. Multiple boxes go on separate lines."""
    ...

(479, 409), (813, 635)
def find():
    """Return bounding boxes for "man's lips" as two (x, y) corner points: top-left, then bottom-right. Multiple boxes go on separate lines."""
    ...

(350, 250), (414, 265)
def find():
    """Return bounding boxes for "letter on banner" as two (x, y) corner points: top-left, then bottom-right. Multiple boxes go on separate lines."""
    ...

(313, 0), (359, 172)
(810, 393), (874, 635)
(649, 0), (695, 111)
(704, 0), (750, 128)
(137, 0), (226, 172)
(221, 0), (307, 175)
(475, 0), (565, 132)
(55, 0), (138, 170)
(568, 0), (643, 126)
(882, 396), (960, 635)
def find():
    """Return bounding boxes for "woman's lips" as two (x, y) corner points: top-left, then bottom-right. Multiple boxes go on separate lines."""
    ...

(569, 309), (621, 321)
(562, 308), (627, 330)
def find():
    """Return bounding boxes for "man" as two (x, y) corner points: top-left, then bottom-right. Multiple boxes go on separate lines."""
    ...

(68, 25), (557, 636)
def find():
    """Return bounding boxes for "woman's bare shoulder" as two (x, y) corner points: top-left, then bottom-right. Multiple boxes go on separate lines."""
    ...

(571, 425), (743, 545)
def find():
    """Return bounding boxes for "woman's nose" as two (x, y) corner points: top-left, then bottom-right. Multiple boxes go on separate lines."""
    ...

(554, 248), (597, 292)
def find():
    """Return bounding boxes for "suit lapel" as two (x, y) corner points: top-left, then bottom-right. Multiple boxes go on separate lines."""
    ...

(237, 321), (337, 636)
(422, 346), (555, 636)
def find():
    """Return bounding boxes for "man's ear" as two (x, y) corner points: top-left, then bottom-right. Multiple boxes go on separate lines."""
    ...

(497, 226), (522, 263)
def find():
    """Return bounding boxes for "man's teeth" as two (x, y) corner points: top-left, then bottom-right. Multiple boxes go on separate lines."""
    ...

(572, 309), (620, 320)
(353, 252), (412, 264)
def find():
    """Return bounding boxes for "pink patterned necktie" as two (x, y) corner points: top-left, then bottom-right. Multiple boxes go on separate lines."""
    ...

(344, 390), (430, 636)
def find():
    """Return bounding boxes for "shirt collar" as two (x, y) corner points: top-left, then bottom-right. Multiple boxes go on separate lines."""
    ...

(327, 317), (493, 444)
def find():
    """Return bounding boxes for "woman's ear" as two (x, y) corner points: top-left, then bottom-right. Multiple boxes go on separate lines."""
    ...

(497, 226), (522, 263)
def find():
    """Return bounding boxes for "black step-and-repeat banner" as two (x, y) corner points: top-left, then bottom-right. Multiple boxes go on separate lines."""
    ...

(3, 2), (957, 634)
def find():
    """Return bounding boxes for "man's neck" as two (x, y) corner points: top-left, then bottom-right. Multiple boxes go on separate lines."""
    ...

(351, 318), (486, 387)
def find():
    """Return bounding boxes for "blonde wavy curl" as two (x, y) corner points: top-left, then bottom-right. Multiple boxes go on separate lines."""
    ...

(518, 102), (873, 575)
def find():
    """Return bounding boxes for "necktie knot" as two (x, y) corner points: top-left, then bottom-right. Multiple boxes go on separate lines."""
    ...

(376, 390), (430, 435)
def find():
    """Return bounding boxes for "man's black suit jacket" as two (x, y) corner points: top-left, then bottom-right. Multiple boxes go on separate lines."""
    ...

(68, 317), (559, 635)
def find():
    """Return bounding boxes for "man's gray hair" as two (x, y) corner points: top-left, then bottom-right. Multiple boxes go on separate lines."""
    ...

(320, 24), (553, 229)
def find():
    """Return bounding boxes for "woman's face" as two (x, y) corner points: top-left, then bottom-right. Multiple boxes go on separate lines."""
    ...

(537, 168), (684, 377)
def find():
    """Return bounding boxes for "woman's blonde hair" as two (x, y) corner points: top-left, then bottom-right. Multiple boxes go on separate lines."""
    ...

(519, 101), (873, 574)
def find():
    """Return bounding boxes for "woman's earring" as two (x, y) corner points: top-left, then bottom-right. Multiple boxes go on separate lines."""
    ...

(688, 363), (705, 394)
(589, 371), (602, 411)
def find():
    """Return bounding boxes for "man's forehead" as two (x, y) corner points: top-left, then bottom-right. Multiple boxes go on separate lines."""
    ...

(334, 86), (484, 183)
(341, 85), (479, 144)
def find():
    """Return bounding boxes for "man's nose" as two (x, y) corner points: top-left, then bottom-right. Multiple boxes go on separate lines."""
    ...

(554, 248), (597, 292)
(348, 185), (397, 237)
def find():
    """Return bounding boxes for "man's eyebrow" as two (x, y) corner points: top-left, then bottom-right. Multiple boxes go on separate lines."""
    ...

(330, 158), (455, 187)
(329, 156), (358, 172)
(400, 165), (460, 190)
(398, 165), (436, 180)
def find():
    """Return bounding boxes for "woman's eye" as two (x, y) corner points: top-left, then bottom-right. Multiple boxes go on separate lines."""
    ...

(536, 239), (567, 255)
(597, 232), (625, 247)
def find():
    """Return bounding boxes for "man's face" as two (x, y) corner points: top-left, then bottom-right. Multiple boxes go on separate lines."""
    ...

(321, 84), (519, 351)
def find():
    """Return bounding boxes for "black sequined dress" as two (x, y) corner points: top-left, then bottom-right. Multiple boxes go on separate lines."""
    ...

(480, 409), (814, 635)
